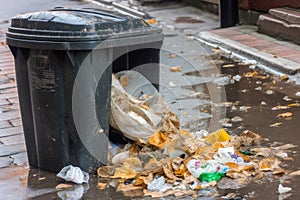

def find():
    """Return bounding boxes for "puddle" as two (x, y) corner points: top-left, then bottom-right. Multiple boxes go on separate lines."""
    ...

(213, 54), (300, 199)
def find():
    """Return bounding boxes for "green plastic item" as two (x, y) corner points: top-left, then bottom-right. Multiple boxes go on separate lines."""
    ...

(199, 172), (225, 182)
(239, 149), (256, 156)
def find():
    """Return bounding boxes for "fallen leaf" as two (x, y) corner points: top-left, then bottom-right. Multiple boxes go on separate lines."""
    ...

(277, 112), (293, 118)
(269, 122), (282, 127)
(174, 190), (196, 197)
(169, 66), (182, 72)
(254, 172), (264, 180)
(168, 54), (177, 58)
(117, 183), (144, 197)
(258, 158), (280, 172)
(289, 170), (300, 176)
(271, 106), (289, 111)
(143, 189), (174, 198)
(288, 103), (300, 107)
(273, 144), (297, 150)
(113, 167), (138, 179)
(38, 177), (46, 181)
(272, 168), (286, 175)
(119, 76), (129, 88)
(143, 173), (154, 185)
(252, 147), (271, 157)
(98, 166), (115, 178)
(149, 131), (171, 149)
(146, 18), (158, 25)
(97, 182), (107, 190)
(222, 64), (235, 68)
(144, 159), (163, 174)
(280, 75), (289, 81)
(212, 47), (220, 52)
(243, 71), (259, 78)
(55, 183), (73, 190)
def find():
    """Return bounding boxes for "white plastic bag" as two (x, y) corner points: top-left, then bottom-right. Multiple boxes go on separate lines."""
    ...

(110, 71), (180, 142)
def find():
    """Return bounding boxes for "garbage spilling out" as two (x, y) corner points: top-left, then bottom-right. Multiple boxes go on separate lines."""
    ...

(96, 71), (297, 198)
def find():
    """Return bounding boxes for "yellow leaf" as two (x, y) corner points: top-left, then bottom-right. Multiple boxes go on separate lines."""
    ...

(169, 66), (182, 72)
(148, 131), (171, 149)
(277, 112), (293, 118)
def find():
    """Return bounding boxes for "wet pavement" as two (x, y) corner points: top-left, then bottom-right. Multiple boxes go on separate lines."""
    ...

(0, 0), (300, 200)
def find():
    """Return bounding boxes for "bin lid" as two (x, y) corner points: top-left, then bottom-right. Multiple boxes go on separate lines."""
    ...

(6, 8), (163, 50)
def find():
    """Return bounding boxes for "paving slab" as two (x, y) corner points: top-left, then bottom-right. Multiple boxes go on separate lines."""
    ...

(0, 110), (20, 122)
(199, 25), (300, 74)
(0, 133), (25, 145)
(0, 126), (23, 138)
(0, 143), (26, 157)
(10, 152), (28, 166)
(0, 156), (13, 168)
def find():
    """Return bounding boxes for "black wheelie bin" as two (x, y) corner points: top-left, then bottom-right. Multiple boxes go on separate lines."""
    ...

(6, 8), (163, 173)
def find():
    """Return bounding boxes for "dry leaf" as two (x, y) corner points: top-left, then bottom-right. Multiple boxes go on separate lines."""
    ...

(119, 76), (129, 88)
(169, 66), (182, 72)
(144, 159), (163, 174)
(143, 189), (174, 198)
(222, 64), (235, 68)
(55, 183), (73, 190)
(258, 158), (280, 172)
(271, 106), (289, 110)
(143, 173), (154, 185)
(117, 183), (144, 197)
(226, 162), (244, 172)
(174, 190), (196, 197)
(148, 131), (171, 149)
(273, 144), (297, 150)
(171, 157), (184, 171)
(270, 122), (282, 127)
(252, 147), (271, 157)
(97, 182), (107, 190)
(97, 166), (115, 178)
(289, 170), (300, 176)
(243, 71), (259, 77)
(254, 172), (264, 180)
(288, 103), (300, 107)
(272, 168), (286, 175)
(280, 75), (289, 81)
(146, 18), (158, 25)
(277, 112), (293, 118)
(113, 167), (138, 179)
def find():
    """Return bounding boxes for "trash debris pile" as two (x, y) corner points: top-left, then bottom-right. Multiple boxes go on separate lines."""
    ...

(96, 71), (297, 198)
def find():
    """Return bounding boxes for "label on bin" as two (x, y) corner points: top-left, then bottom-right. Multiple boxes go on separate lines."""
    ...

(30, 52), (57, 92)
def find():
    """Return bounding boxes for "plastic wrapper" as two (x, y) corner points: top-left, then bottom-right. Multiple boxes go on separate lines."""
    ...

(205, 129), (231, 144)
(147, 176), (172, 192)
(57, 165), (89, 184)
(278, 184), (292, 194)
(110, 71), (180, 142)
(186, 159), (229, 180)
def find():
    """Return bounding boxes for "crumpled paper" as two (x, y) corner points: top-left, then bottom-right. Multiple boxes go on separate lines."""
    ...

(57, 165), (89, 184)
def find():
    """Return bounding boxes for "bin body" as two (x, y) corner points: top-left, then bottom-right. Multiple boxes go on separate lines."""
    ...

(6, 8), (163, 173)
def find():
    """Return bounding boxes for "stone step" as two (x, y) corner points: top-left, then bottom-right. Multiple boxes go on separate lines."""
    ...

(269, 7), (300, 24)
(257, 8), (300, 45)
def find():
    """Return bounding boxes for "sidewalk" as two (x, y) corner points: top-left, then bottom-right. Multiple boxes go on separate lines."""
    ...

(199, 25), (300, 74)
(0, 25), (29, 199)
